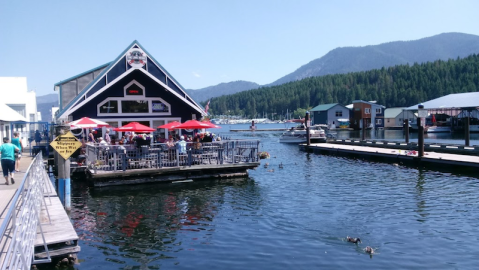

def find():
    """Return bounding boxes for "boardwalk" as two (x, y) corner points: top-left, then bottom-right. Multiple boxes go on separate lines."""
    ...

(0, 154), (79, 268)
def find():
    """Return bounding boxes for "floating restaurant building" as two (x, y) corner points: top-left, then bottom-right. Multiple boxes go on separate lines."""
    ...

(54, 41), (206, 138)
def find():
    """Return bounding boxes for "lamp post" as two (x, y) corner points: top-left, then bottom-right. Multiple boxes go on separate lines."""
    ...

(305, 111), (310, 146)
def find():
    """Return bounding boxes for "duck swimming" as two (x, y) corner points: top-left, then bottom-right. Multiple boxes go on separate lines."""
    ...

(364, 246), (374, 254)
(267, 169), (275, 172)
(264, 163), (269, 168)
(279, 162), (283, 169)
(346, 236), (361, 244)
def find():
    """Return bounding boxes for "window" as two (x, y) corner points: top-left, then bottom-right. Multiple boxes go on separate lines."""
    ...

(376, 119), (382, 125)
(152, 100), (169, 113)
(365, 108), (371, 114)
(121, 100), (149, 113)
(376, 108), (381, 114)
(335, 111), (343, 117)
(99, 100), (118, 113)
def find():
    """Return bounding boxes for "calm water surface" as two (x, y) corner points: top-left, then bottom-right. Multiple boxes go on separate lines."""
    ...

(68, 124), (479, 269)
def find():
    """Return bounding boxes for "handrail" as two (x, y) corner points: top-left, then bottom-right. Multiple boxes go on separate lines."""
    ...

(0, 152), (52, 270)
(84, 139), (261, 173)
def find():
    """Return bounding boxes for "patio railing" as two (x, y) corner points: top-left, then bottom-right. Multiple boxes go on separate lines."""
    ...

(85, 140), (260, 173)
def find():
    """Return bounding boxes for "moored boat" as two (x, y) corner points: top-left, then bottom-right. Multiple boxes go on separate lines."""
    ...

(279, 124), (327, 143)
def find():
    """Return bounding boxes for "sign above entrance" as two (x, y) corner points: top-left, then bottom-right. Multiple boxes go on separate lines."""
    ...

(50, 131), (83, 160)
(126, 48), (147, 68)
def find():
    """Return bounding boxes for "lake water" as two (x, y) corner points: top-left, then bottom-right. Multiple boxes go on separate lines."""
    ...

(65, 124), (479, 269)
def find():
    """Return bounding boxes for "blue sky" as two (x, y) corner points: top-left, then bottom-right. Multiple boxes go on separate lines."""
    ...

(1, 0), (478, 97)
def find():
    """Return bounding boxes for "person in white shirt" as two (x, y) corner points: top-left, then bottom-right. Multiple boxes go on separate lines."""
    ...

(104, 129), (111, 144)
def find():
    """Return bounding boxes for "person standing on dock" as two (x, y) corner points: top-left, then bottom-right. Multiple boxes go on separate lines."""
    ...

(0, 137), (19, 185)
(104, 129), (111, 144)
(11, 132), (23, 172)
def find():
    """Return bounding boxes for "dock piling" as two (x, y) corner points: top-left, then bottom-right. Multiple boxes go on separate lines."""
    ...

(54, 125), (72, 211)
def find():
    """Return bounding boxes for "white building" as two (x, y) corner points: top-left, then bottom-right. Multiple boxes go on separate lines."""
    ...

(0, 77), (40, 146)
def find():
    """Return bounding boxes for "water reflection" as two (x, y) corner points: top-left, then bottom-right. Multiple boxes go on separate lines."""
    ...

(415, 169), (428, 222)
(70, 178), (262, 268)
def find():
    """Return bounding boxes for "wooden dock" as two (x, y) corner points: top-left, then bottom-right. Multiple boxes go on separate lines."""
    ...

(300, 143), (479, 173)
(0, 155), (79, 268)
(88, 162), (259, 187)
(231, 128), (288, 132)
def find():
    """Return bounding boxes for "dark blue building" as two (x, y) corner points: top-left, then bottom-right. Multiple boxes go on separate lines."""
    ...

(54, 41), (205, 139)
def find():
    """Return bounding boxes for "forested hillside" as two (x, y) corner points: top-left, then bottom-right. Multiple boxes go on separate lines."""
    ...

(269, 33), (479, 86)
(208, 54), (479, 118)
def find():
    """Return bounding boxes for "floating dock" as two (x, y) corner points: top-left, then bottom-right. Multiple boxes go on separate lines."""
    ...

(299, 142), (479, 173)
(88, 162), (259, 187)
(0, 155), (80, 269)
(230, 128), (288, 132)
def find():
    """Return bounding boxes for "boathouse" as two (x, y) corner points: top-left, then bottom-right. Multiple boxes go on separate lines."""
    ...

(54, 40), (206, 139)
(351, 100), (385, 129)
(310, 103), (350, 127)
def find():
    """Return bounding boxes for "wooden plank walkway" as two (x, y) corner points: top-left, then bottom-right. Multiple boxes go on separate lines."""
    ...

(300, 143), (479, 172)
(0, 154), (80, 264)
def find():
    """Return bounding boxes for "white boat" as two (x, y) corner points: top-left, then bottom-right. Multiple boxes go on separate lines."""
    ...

(426, 126), (452, 133)
(279, 125), (327, 143)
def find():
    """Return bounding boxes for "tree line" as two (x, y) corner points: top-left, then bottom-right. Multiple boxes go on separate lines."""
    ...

(206, 54), (479, 118)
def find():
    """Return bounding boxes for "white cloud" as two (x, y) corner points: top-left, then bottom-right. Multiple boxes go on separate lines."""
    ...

(192, 71), (201, 78)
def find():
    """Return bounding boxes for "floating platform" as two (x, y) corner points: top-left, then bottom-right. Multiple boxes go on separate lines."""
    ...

(230, 128), (288, 132)
(87, 162), (260, 187)
(300, 142), (479, 173)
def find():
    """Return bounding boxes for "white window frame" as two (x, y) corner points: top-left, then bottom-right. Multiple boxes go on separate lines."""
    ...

(335, 111), (343, 117)
(375, 108), (381, 114)
(365, 108), (371, 114)
(376, 119), (382, 125)
(97, 80), (171, 116)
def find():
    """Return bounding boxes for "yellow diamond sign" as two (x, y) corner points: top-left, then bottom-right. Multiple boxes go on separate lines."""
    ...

(50, 131), (83, 160)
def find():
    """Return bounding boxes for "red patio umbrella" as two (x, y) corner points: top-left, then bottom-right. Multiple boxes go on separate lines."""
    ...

(70, 117), (109, 129)
(158, 121), (181, 130)
(113, 122), (155, 133)
(174, 120), (218, 129)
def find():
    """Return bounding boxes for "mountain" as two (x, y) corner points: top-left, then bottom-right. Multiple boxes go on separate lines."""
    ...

(268, 32), (479, 86)
(36, 94), (58, 122)
(186, 80), (260, 102)
(36, 93), (58, 104)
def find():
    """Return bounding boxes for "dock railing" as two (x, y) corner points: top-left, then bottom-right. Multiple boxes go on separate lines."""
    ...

(0, 152), (53, 270)
(85, 139), (260, 173)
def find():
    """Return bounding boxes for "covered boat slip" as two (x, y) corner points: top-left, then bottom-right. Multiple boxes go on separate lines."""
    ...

(84, 140), (260, 186)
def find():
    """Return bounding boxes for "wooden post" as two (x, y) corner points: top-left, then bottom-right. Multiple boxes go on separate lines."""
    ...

(465, 111), (470, 147)
(305, 111), (310, 146)
(361, 118), (365, 141)
(417, 104), (424, 157)
(55, 125), (71, 210)
(404, 119), (409, 143)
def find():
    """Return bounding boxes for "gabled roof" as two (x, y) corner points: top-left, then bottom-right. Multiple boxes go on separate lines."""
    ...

(56, 40), (205, 118)
(352, 100), (386, 108)
(405, 92), (479, 110)
(54, 63), (110, 88)
(384, 107), (407, 118)
(310, 103), (340, 112)
(0, 103), (28, 122)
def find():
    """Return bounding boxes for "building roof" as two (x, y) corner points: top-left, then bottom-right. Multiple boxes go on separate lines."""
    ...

(0, 103), (28, 122)
(384, 107), (407, 118)
(405, 92), (479, 110)
(56, 40), (206, 119)
(310, 103), (340, 112)
(352, 100), (386, 108)
(0, 77), (28, 101)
